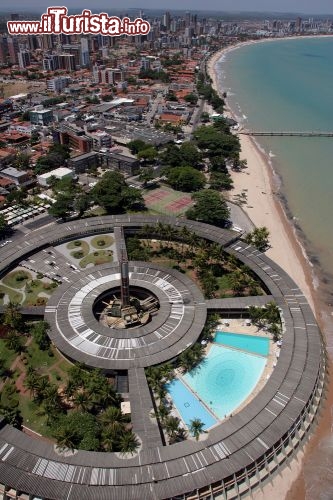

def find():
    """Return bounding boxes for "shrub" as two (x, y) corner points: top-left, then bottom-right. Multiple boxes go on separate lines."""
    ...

(74, 240), (82, 247)
(73, 251), (84, 259)
(97, 239), (105, 247)
(16, 271), (28, 282)
(37, 273), (43, 279)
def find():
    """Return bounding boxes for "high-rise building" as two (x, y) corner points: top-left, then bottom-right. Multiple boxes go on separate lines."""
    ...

(162, 12), (171, 30)
(7, 37), (19, 65)
(58, 54), (75, 72)
(80, 38), (90, 67)
(10, 13), (19, 21)
(47, 76), (71, 93)
(62, 44), (80, 68)
(18, 50), (31, 69)
(43, 54), (59, 71)
(27, 36), (38, 51)
(40, 34), (54, 50)
(0, 36), (8, 64)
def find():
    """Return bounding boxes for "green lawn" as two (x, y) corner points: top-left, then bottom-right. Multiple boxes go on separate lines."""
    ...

(216, 275), (235, 298)
(19, 395), (54, 437)
(0, 340), (19, 369)
(26, 342), (60, 371)
(24, 280), (57, 306)
(2, 270), (32, 289)
(0, 284), (23, 304)
(79, 250), (113, 269)
(67, 240), (90, 257)
(91, 235), (114, 249)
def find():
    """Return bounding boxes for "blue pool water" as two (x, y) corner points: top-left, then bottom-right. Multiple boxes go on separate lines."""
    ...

(165, 378), (217, 430)
(214, 331), (270, 356)
(183, 345), (267, 419)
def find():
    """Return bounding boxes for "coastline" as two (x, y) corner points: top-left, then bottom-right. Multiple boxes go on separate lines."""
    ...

(207, 39), (332, 500)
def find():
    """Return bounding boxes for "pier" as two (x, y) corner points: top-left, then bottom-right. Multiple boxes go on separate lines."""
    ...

(239, 130), (333, 137)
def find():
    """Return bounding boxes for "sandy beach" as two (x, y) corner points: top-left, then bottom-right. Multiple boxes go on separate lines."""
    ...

(207, 40), (331, 499)
(207, 43), (315, 310)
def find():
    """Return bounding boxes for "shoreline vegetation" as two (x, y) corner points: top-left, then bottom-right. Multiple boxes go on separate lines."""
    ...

(207, 36), (332, 500)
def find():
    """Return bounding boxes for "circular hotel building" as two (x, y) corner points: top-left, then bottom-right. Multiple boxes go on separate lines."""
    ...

(0, 215), (326, 500)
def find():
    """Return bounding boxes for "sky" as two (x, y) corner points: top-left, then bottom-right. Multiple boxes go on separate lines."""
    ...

(1, 0), (333, 15)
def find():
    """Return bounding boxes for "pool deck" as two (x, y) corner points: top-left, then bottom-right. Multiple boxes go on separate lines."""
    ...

(0, 215), (326, 500)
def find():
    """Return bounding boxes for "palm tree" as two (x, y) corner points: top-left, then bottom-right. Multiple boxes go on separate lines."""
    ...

(34, 376), (51, 404)
(55, 426), (77, 451)
(229, 270), (247, 296)
(210, 242), (224, 264)
(118, 431), (140, 455)
(3, 302), (23, 331)
(5, 331), (23, 353)
(156, 221), (167, 242)
(164, 415), (181, 443)
(264, 302), (280, 325)
(99, 406), (126, 436)
(269, 323), (281, 342)
(24, 371), (40, 397)
(189, 418), (205, 441)
(140, 224), (154, 239)
(101, 428), (117, 452)
(164, 224), (176, 248)
(72, 391), (93, 412)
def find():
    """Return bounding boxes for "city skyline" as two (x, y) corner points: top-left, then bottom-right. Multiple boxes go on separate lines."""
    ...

(1, 0), (333, 15)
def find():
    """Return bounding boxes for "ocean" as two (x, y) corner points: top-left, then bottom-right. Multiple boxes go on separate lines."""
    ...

(216, 36), (333, 499)
(217, 37), (333, 279)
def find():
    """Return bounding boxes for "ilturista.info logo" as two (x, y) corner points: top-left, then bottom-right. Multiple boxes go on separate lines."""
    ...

(7, 7), (151, 36)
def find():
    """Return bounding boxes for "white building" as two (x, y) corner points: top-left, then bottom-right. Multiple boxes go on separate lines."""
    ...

(18, 50), (30, 69)
(47, 76), (71, 93)
(37, 167), (73, 187)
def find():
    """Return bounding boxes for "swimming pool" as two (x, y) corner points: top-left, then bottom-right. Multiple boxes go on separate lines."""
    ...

(183, 344), (267, 419)
(214, 331), (270, 356)
(165, 378), (217, 430)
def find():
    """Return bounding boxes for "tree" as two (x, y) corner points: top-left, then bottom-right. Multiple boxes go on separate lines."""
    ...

(201, 111), (210, 123)
(48, 192), (73, 220)
(30, 321), (50, 350)
(186, 190), (230, 227)
(0, 214), (9, 237)
(139, 166), (154, 186)
(3, 302), (23, 331)
(30, 130), (40, 145)
(166, 166), (205, 192)
(72, 391), (93, 413)
(210, 172), (233, 191)
(189, 418), (205, 440)
(128, 139), (149, 154)
(184, 93), (198, 105)
(160, 143), (183, 167)
(74, 193), (90, 217)
(137, 147), (157, 163)
(179, 142), (202, 169)
(99, 406), (126, 436)
(118, 431), (140, 455)
(91, 171), (144, 214)
(54, 425), (77, 451)
(5, 331), (23, 353)
(244, 227), (270, 252)
(164, 415), (182, 443)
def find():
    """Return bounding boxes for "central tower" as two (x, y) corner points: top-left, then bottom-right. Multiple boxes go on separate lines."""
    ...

(120, 254), (130, 307)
